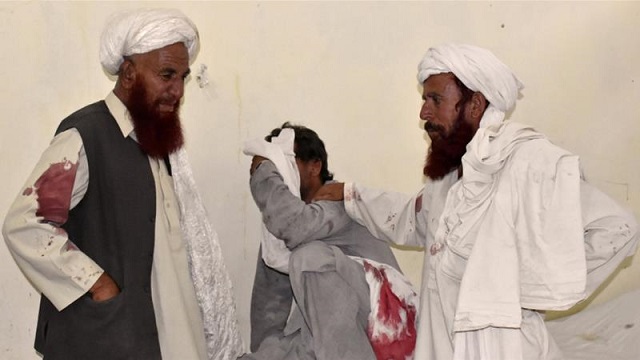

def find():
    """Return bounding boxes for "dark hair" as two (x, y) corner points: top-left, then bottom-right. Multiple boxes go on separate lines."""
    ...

(266, 122), (334, 183)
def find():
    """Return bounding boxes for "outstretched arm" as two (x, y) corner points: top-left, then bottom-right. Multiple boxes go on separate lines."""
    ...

(318, 181), (429, 248)
(581, 180), (639, 296)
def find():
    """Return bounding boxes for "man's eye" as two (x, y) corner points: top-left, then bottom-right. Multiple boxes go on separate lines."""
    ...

(160, 73), (173, 80)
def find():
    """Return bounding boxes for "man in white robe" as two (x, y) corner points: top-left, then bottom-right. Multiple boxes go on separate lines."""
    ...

(314, 43), (639, 360)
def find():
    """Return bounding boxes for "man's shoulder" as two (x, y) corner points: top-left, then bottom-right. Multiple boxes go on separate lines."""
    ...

(56, 101), (112, 134)
(508, 137), (576, 173)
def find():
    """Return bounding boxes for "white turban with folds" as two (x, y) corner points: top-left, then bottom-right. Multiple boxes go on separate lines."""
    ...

(417, 43), (523, 128)
(100, 8), (200, 75)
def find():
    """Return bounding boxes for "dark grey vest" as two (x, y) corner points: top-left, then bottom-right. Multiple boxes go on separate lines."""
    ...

(35, 101), (162, 359)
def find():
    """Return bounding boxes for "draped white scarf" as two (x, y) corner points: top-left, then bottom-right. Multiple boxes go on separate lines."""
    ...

(170, 149), (245, 359)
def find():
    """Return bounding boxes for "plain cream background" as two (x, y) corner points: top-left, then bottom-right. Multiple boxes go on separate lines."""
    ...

(1, 1), (638, 358)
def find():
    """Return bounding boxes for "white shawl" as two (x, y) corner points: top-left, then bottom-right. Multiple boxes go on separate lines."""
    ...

(436, 121), (586, 333)
(170, 149), (244, 359)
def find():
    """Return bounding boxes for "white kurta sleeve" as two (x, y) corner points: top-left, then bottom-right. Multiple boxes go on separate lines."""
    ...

(581, 179), (639, 296)
(2, 129), (104, 310)
(344, 182), (427, 248)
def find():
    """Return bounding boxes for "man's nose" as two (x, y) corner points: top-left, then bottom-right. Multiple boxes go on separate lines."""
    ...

(420, 102), (432, 121)
(170, 79), (185, 99)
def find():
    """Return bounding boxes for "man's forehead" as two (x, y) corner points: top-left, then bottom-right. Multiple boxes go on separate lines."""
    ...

(423, 73), (458, 93)
(134, 43), (189, 66)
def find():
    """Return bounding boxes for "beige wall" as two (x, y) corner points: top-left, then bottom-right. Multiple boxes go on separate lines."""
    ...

(1, 1), (638, 358)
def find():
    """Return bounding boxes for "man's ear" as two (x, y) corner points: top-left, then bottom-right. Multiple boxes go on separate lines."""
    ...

(310, 159), (322, 177)
(118, 59), (137, 89)
(468, 92), (488, 125)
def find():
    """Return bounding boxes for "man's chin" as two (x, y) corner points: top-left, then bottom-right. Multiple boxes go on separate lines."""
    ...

(426, 132), (442, 143)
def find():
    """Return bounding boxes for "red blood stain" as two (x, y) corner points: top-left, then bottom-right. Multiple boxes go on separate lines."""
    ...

(34, 160), (78, 225)
(364, 261), (417, 360)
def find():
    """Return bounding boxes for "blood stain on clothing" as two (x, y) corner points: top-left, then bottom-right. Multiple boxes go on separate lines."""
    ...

(34, 159), (78, 226)
(364, 261), (417, 360)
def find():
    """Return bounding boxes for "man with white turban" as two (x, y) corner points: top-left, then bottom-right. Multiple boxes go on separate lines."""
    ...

(314, 43), (639, 360)
(3, 8), (243, 360)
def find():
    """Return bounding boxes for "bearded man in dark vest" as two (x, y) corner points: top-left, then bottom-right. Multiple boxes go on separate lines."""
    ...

(3, 8), (243, 360)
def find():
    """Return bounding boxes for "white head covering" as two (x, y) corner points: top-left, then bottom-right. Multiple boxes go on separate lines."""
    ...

(100, 8), (200, 75)
(417, 43), (523, 128)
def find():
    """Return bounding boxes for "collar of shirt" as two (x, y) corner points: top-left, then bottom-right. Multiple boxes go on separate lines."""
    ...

(105, 91), (135, 140)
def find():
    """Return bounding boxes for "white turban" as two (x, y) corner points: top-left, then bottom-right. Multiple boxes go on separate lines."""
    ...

(100, 8), (200, 75)
(417, 43), (523, 128)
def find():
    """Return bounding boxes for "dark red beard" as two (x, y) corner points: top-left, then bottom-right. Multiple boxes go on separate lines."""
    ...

(423, 113), (476, 180)
(127, 78), (184, 159)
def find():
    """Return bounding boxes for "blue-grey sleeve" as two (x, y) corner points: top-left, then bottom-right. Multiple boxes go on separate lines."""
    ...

(250, 160), (351, 250)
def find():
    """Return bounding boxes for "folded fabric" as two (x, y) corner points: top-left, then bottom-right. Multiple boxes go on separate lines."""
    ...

(439, 121), (586, 332)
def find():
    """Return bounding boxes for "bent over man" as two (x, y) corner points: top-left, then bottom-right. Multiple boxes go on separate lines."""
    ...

(2, 8), (242, 360)
(314, 43), (639, 360)
(242, 123), (417, 360)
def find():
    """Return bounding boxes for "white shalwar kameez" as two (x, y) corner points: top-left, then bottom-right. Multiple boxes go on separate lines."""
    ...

(342, 121), (638, 360)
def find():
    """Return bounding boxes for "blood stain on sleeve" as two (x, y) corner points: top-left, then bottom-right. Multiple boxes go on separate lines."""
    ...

(34, 159), (78, 226)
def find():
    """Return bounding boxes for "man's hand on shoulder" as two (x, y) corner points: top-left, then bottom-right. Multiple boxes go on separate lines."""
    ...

(313, 182), (345, 202)
(250, 155), (269, 175)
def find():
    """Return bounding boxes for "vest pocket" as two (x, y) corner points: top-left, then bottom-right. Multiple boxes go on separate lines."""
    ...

(44, 290), (135, 359)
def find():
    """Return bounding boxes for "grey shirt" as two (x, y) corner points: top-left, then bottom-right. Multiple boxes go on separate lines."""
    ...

(250, 160), (400, 270)
(248, 160), (402, 353)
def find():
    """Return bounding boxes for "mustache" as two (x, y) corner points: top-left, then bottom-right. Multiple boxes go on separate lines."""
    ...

(424, 121), (445, 134)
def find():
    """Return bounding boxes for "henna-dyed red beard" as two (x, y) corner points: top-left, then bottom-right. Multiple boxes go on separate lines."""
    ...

(127, 78), (184, 159)
(423, 112), (476, 180)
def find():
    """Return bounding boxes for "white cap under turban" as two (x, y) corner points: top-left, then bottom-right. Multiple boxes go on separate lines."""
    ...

(99, 8), (200, 76)
(417, 43), (523, 128)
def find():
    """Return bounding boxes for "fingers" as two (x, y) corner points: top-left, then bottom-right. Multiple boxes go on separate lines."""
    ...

(312, 183), (345, 201)
(250, 156), (268, 175)
(89, 272), (121, 302)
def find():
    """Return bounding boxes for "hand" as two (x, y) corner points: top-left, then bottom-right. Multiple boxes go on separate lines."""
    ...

(250, 155), (268, 175)
(89, 272), (120, 302)
(312, 182), (345, 202)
